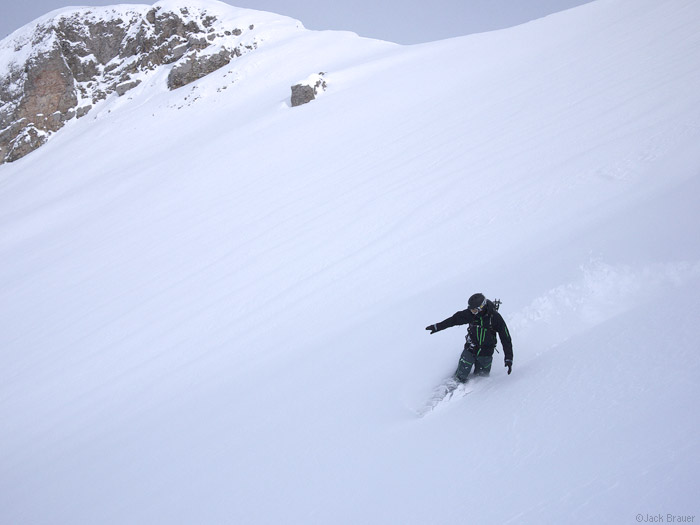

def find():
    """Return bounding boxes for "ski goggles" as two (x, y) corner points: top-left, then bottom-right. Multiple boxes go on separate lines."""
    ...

(469, 298), (487, 314)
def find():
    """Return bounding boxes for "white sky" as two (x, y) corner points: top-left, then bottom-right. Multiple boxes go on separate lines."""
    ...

(0, 0), (594, 44)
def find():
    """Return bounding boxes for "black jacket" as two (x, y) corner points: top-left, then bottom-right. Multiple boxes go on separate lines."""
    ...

(432, 300), (513, 360)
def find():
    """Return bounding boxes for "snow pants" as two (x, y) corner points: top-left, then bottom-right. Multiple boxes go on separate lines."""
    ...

(455, 349), (492, 382)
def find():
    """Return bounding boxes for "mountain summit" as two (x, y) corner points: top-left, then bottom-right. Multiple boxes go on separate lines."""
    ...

(0, 0), (307, 163)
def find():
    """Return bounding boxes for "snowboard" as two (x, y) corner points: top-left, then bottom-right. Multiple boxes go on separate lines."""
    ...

(417, 377), (473, 417)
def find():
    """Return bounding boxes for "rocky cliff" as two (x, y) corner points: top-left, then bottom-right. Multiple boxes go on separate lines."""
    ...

(0, 1), (303, 164)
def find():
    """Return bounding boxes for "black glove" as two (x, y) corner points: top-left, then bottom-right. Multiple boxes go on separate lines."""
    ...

(425, 324), (437, 334)
(505, 359), (512, 375)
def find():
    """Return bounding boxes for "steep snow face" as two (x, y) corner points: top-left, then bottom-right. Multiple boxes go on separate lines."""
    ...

(1, 0), (700, 524)
(0, 0), (308, 163)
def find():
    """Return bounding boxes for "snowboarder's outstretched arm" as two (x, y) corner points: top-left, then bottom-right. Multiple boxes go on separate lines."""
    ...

(425, 310), (470, 334)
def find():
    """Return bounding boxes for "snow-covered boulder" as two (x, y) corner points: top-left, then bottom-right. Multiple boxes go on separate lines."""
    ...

(291, 72), (327, 107)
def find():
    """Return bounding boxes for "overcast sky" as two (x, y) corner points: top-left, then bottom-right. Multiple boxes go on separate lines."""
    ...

(1, 0), (594, 44)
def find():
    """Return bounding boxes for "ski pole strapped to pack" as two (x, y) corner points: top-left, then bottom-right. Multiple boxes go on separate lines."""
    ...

(493, 299), (501, 311)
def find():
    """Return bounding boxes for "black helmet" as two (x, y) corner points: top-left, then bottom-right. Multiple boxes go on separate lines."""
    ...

(468, 293), (487, 313)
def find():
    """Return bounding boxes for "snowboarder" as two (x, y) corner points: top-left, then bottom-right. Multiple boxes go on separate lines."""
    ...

(426, 293), (513, 383)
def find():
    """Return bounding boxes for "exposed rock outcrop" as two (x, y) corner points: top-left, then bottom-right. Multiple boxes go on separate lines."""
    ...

(116, 79), (142, 96)
(0, 3), (283, 164)
(168, 44), (252, 90)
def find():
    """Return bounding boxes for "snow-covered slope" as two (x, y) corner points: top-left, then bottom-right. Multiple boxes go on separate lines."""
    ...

(1, 0), (699, 523)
